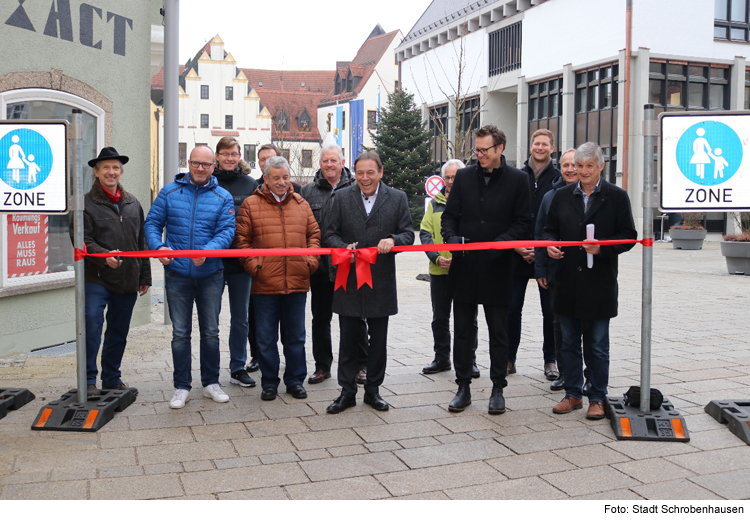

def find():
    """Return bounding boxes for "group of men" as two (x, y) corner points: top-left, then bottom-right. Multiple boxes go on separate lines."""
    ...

(81, 122), (635, 420)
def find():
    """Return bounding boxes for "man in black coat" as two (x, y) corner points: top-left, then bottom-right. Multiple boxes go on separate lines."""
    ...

(543, 142), (636, 420)
(78, 147), (151, 398)
(508, 129), (561, 380)
(324, 151), (414, 413)
(441, 125), (531, 415)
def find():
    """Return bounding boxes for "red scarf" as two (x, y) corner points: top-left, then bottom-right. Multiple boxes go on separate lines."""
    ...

(100, 183), (121, 203)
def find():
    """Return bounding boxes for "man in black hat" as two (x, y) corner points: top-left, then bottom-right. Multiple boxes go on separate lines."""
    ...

(78, 147), (151, 398)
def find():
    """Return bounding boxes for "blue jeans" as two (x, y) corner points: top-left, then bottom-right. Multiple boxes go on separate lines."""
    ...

(253, 292), (307, 390)
(165, 268), (223, 390)
(224, 271), (252, 374)
(558, 315), (610, 402)
(84, 282), (137, 385)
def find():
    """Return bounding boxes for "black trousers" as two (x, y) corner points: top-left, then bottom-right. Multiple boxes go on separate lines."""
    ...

(453, 301), (508, 386)
(430, 274), (477, 364)
(338, 315), (387, 397)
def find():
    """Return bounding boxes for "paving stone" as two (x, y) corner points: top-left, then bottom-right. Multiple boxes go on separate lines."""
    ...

(200, 407), (266, 425)
(296, 449), (330, 461)
(136, 440), (235, 466)
(285, 475), (391, 500)
(100, 427), (194, 449)
(604, 439), (699, 460)
(690, 469), (750, 499)
(90, 474), (184, 499)
(387, 491), (450, 499)
(259, 452), (300, 465)
(217, 487), (289, 500)
(499, 426), (611, 454)
(378, 405), (450, 424)
(301, 411), (386, 431)
(486, 452), (576, 479)
(553, 444), (632, 468)
(611, 458), (695, 484)
(49, 468), (97, 482)
(0, 480), (88, 500)
(260, 402), (315, 420)
(144, 463), (184, 475)
(128, 412), (205, 430)
(541, 466), (641, 497)
(365, 441), (402, 453)
(13, 448), (136, 472)
(183, 460), (214, 472)
(666, 446), (750, 475)
(191, 422), (250, 442)
(299, 452), (408, 482)
(494, 425), (535, 436)
(245, 417), (310, 437)
(435, 432), (474, 444)
(395, 438), (512, 469)
(0, 470), (49, 485)
(574, 489), (645, 500)
(385, 391), (456, 408)
(684, 428), (750, 450)
(288, 428), (364, 450)
(446, 475), (567, 500)
(398, 437), (440, 449)
(181, 463), (308, 495)
(376, 460), (505, 496)
(354, 420), (451, 443)
(327, 445), (369, 457)
(99, 466), (145, 478)
(632, 479), (723, 500)
(232, 436), (297, 457)
(436, 414), (497, 433)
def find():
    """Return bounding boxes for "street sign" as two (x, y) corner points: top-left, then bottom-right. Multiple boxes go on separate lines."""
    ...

(660, 111), (750, 212)
(425, 175), (444, 197)
(0, 120), (68, 214)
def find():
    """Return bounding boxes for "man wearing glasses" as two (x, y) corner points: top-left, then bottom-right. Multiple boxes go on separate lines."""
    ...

(145, 145), (236, 410)
(441, 125), (531, 414)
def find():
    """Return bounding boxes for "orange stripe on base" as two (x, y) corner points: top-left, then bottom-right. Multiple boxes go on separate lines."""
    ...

(620, 417), (632, 437)
(35, 408), (52, 428)
(83, 410), (99, 429)
(671, 419), (685, 439)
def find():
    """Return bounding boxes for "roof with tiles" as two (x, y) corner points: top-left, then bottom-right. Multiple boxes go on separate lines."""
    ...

(256, 90), (326, 141)
(242, 69), (334, 94)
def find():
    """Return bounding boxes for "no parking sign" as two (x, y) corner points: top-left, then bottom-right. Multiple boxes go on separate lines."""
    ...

(425, 175), (444, 197)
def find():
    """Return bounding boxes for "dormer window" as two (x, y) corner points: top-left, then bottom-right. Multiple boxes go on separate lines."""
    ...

(346, 70), (353, 92)
(276, 108), (289, 132)
(297, 109), (311, 132)
(335, 73), (343, 95)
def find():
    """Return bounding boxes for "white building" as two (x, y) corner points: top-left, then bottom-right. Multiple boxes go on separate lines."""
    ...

(397, 0), (750, 237)
(318, 25), (404, 167)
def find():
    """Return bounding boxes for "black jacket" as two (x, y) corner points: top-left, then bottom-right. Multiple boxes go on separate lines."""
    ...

(542, 179), (636, 319)
(441, 156), (531, 306)
(299, 166), (355, 282)
(215, 166), (258, 275)
(534, 176), (568, 286)
(77, 181), (151, 293)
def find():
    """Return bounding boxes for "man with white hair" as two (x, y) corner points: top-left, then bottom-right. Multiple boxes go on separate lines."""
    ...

(420, 160), (478, 377)
(300, 144), (367, 384)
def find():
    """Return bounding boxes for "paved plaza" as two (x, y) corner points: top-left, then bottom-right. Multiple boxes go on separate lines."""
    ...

(1, 240), (749, 500)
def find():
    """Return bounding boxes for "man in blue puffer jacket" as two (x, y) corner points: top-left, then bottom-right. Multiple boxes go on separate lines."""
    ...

(145, 145), (236, 410)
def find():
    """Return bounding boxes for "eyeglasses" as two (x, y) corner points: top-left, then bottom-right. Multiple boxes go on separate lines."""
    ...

(217, 152), (240, 158)
(473, 144), (500, 156)
(188, 160), (215, 169)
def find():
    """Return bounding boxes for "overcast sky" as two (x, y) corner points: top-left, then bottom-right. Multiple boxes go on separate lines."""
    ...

(177, 0), (431, 71)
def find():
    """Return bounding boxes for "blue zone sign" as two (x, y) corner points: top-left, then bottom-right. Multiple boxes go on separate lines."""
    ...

(0, 121), (68, 214)
(661, 112), (750, 212)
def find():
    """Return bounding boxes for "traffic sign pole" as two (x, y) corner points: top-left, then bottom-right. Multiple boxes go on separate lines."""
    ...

(71, 109), (87, 404)
(640, 104), (656, 413)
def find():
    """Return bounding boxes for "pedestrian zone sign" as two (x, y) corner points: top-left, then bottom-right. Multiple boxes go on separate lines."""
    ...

(0, 120), (68, 214)
(660, 111), (750, 212)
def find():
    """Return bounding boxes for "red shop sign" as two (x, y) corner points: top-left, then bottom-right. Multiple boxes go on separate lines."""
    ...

(7, 214), (48, 277)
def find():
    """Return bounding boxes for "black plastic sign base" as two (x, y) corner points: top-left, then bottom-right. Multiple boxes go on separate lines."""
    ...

(0, 388), (36, 420)
(31, 388), (135, 432)
(705, 400), (750, 446)
(605, 396), (690, 442)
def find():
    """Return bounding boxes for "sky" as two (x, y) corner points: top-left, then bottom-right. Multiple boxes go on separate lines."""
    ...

(177, 0), (432, 71)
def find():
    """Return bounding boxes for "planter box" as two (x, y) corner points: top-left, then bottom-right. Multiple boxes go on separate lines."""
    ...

(669, 228), (706, 250)
(720, 240), (750, 275)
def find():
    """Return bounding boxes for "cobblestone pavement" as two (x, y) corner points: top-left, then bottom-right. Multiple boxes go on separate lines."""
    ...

(1, 240), (749, 500)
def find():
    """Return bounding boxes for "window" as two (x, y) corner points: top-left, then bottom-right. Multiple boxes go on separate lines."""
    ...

(575, 63), (619, 183)
(715, 0), (750, 42)
(1, 88), (104, 287)
(459, 97), (481, 156)
(648, 60), (729, 113)
(201, 85), (209, 99)
(225, 86), (233, 100)
(200, 114), (209, 128)
(244, 144), (256, 168)
(428, 104), (448, 164)
(326, 113), (332, 133)
(367, 110), (377, 130)
(297, 109), (311, 132)
(528, 75), (563, 164)
(225, 115), (233, 130)
(301, 149), (313, 168)
(342, 111), (346, 130)
(276, 109), (289, 132)
(745, 69), (750, 109)
(488, 22), (522, 76)
(281, 148), (290, 162)
(335, 74), (343, 95)
(179, 143), (187, 167)
(394, 80), (399, 91)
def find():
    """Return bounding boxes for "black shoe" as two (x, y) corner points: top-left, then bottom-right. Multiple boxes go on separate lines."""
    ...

(286, 384), (307, 399)
(583, 379), (591, 396)
(230, 370), (256, 388)
(260, 387), (277, 401)
(102, 382), (138, 397)
(488, 384), (505, 415)
(87, 384), (100, 398)
(326, 394), (356, 414)
(246, 358), (259, 373)
(422, 360), (451, 374)
(550, 376), (565, 391)
(448, 381), (471, 412)
(363, 392), (389, 411)
(471, 363), (480, 379)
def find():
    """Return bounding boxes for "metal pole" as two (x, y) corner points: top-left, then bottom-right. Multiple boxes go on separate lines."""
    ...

(163, 0), (179, 325)
(72, 109), (87, 404)
(640, 104), (656, 412)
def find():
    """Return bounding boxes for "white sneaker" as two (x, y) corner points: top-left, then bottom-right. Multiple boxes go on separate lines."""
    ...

(169, 389), (190, 409)
(202, 383), (229, 403)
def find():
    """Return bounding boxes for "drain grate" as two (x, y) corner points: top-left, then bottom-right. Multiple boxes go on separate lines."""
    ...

(30, 341), (76, 357)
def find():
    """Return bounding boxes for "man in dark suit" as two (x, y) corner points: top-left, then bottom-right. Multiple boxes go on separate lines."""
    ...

(441, 125), (531, 415)
(543, 142), (636, 420)
(324, 151), (414, 413)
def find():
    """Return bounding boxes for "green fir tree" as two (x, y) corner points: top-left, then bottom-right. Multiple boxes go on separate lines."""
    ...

(370, 89), (437, 228)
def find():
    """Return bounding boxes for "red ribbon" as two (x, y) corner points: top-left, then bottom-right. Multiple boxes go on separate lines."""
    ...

(75, 239), (652, 290)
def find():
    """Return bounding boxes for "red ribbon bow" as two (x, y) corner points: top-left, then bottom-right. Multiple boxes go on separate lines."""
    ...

(331, 247), (378, 291)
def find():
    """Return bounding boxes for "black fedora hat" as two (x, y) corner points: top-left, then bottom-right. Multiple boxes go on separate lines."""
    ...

(88, 147), (129, 168)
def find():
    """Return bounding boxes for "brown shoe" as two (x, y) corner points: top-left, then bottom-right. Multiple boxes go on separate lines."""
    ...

(355, 369), (367, 384)
(586, 401), (605, 420)
(308, 369), (331, 384)
(544, 362), (559, 381)
(552, 395), (583, 414)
